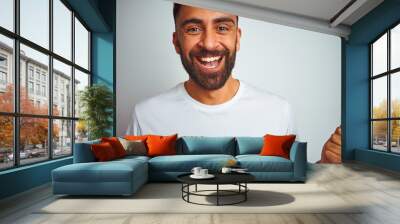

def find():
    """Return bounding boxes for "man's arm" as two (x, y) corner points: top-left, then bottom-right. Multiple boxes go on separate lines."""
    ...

(286, 103), (296, 135)
(126, 106), (142, 135)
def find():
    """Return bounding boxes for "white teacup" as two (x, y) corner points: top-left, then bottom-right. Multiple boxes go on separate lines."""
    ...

(199, 169), (208, 176)
(221, 167), (232, 174)
(191, 167), (202, 176)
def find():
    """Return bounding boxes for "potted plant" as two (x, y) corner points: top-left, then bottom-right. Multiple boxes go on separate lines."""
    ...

(79, 84), (113, 140)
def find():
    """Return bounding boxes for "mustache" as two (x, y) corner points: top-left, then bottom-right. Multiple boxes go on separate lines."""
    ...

(189, 48), (229, 58)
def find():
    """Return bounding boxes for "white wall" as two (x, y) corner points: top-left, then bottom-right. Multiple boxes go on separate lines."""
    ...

(116, 0), (341, 162)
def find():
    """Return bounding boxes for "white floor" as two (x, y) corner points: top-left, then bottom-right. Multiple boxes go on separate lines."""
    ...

(1, 163), (400, 224)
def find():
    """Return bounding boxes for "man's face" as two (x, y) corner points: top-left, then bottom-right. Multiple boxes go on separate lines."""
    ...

(173, 6), (241, 90)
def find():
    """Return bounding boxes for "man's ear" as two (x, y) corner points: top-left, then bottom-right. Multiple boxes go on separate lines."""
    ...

(236, 27), (242, 52)
(172, 32), (181, 54)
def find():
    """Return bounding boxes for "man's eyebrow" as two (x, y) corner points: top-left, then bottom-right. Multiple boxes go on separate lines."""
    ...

(180, 18), (203, 27)
(213, 17), (236, 25)
(179, 17), (236, 28)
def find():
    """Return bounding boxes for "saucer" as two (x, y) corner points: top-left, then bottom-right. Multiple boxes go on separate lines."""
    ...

(190, 174), (215, 179)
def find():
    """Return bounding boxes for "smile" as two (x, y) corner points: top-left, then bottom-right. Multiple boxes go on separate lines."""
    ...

(195, 56), (223, 69)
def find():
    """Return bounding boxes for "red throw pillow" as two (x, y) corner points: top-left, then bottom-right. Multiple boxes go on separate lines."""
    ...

(91, 142), (118, 161)
(146, 134), (178, 157)
(260, 134), (296, 159)
(101, 137), (127, 158)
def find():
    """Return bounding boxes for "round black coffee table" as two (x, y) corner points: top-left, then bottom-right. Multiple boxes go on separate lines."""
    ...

(177, 173), (255, 206)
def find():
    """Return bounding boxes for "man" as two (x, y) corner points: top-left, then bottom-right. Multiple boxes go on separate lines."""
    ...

(126, 3), (295, 137)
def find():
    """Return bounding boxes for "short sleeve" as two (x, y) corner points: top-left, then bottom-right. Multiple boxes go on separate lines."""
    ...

(285, 103), (296, 135)
(126, 106), (142, 135)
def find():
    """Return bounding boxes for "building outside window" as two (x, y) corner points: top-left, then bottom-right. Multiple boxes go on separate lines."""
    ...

(42, 85), (46, 97)
(0, 54), (7, 89)
(0, 71), (6, 84)
(28, 81), (34, 94)
(0, 54), (6, 67)
(0, 0), (91, 171)
(35, 83), (40, 95)
(35, 70), (40, 81)
(41, 73), (46, 83)
(28, 67), (34, 80)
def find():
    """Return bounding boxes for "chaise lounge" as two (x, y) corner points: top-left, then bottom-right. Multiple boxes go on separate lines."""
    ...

(52, 136), (307, 196)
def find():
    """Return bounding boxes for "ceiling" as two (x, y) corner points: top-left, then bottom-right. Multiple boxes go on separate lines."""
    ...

(225, 0), (353, 23)
(171, 0), (384, 38)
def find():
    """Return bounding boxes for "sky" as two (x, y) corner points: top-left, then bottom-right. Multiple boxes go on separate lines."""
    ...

(0, 0), (89, 74)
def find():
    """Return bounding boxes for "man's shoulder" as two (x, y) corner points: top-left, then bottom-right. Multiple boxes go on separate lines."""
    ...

(135, 83), (184, 111)
(241, 81), (290, 107)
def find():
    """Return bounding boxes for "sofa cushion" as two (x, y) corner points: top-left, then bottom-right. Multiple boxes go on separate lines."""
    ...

(260, 134), (296, 159)
(118, 138), (147, 156)
(146, 134), (178, 157)
(101, 137), (127, 158)
(91, 142), (118, 161)
(73, 139), (100, 163)
(148, 154), (235, 172)
(177, 136), (236, 155)
(53, 158), (147, 183)
(236, 155), (293, 172)
(236, 137), (263, 155)
(115, 155), (150, 163)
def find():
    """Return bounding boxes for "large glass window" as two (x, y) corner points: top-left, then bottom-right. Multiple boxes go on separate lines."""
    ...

(0, 0), (14, 32)
(0, 0), (91, 170)
(20, 0), (49, 49)
(391, 24), (400, 70)
(0, 116), (13, 170)
(19, 117), (49, 165)
(53, 59), (72, 117)
(0, 35), (14, 113)
(53, 119), (72, 158)
(53, 0), (72, 60)
(74, 18), (89, 70)
(20, 44), (49, 116)
(74, 69), (89, 118)
(371, 23), (400, 154)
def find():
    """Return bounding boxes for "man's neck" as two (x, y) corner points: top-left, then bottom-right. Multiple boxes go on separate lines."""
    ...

(184, 77), (240, 105)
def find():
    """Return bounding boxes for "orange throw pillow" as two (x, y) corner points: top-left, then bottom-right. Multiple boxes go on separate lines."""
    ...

(260, 134), (296, 159)
(101, 137), (127, 158)
(124, 135), (149, 141)
(91, 142), (117, 161)
(146, 134), (178, 157)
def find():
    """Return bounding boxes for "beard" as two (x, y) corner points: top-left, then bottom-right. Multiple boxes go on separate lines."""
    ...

(178, 44), (237, 90)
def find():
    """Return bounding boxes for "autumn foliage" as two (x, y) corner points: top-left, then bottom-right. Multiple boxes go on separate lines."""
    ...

(0, 84), (59, 150)
(372, 99), (400, 142)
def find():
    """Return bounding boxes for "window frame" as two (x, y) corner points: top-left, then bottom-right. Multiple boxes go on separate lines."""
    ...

(370, 20), (400, 154)
(0, 0), (92, 171)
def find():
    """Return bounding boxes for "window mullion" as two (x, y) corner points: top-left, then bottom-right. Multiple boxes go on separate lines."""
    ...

(13, 0), (20, 167)
(71, 10), (76, 155)
(49, 0), (54, 160)
(388, 30), (391, 153)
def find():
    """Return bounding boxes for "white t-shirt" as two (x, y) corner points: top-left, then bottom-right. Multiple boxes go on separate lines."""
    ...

(126, 81), (295, 137)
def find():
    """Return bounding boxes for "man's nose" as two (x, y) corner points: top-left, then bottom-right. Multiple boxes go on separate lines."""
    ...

(199, 28), (218, 50)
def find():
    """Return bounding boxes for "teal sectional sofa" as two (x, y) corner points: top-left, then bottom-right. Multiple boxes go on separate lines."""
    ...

(52, 136), (307, 196)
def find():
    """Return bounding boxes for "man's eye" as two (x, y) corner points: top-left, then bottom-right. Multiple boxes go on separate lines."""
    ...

(187, 27), (201, 33)
(217, 26), (229, 32)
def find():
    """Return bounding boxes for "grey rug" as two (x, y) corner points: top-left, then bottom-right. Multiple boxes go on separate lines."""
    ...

(38, 183), (362, 214)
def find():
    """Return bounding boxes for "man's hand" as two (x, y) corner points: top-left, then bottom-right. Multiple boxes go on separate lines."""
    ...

(319, 126), (341, 163)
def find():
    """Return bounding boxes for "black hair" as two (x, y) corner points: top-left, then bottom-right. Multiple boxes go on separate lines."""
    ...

(173, 3), (239, 25)
(173, 3), (182, 23)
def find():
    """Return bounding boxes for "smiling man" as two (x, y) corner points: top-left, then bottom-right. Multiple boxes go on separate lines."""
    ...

(126, 3), (295, 137)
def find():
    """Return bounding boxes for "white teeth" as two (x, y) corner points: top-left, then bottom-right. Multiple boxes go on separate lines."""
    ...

(200, 56), (221, 62)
